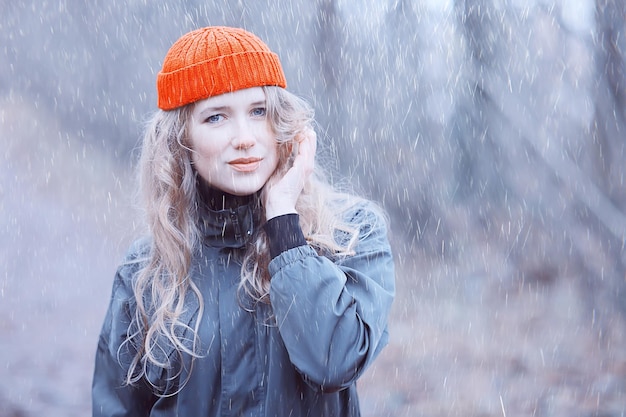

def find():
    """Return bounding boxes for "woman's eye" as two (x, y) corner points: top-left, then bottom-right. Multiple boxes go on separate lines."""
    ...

(205, 114), (224, 124)
(251, 107), (266, 117)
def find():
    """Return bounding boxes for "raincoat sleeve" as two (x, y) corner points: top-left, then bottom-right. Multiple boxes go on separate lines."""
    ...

(268, 203), (395, 392)
(92, 245), (156, 416)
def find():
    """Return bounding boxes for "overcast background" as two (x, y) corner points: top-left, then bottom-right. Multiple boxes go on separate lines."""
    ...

(1, 0), (625, 416)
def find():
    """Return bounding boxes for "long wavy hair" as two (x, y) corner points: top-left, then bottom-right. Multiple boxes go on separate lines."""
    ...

(124, 86), (372, 390)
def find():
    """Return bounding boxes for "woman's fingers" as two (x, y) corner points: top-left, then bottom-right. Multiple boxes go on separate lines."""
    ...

(263, 128), (317, 219)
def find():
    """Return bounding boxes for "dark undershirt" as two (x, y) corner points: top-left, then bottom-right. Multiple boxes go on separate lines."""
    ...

(264, 214), (307, 259)
(197, 178), (254, 211)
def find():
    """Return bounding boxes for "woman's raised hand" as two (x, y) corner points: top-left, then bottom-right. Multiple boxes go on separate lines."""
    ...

(263, 128), (317, 220)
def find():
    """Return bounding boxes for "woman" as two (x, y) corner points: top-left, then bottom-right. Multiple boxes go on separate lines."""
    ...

(92, 26), (395, 417)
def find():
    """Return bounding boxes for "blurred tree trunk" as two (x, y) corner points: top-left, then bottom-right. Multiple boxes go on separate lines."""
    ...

(313, 0), (344, 136)
(593, 0), (626, 316)
(310, 0), (348, 178)
(593, 0), (626, 209)
(452, 0), (508, 203)
(314, 0), (343, 92)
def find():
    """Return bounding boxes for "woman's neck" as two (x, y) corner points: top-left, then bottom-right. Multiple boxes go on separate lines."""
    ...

(197, 178), (254, 211)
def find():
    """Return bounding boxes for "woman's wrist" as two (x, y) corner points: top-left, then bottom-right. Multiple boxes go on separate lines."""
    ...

(264, 202), (297, 221)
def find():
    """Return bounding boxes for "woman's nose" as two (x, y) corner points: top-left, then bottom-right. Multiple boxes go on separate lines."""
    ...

(231, 119), (257, 149)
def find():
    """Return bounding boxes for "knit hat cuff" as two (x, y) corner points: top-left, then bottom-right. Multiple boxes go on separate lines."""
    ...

(157, 50), (286, 110)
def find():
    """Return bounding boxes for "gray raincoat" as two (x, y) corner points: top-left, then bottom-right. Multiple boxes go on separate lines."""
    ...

(92, 198), (395, 416)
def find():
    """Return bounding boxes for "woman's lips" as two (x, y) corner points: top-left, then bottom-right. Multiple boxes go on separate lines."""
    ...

(229, 157), (262, 172)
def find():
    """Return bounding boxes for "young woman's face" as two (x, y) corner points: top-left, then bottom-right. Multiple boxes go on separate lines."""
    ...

(187, 87), (279, 196)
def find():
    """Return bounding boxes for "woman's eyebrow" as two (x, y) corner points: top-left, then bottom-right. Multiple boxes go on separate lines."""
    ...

(196, 100), (266, 115)
(197, 105), (230, 115)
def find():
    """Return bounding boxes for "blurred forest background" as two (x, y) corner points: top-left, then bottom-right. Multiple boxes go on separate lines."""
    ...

(1, 0), (625, 416)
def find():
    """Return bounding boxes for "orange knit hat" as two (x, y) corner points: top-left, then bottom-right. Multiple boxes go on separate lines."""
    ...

(156, 26), (287, 110)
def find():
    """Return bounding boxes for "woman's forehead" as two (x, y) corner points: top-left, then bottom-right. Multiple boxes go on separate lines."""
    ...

(195, 87), (266, 110)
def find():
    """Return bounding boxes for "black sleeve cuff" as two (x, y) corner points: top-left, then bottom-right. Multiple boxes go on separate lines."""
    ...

(264, 213), (307, 258)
